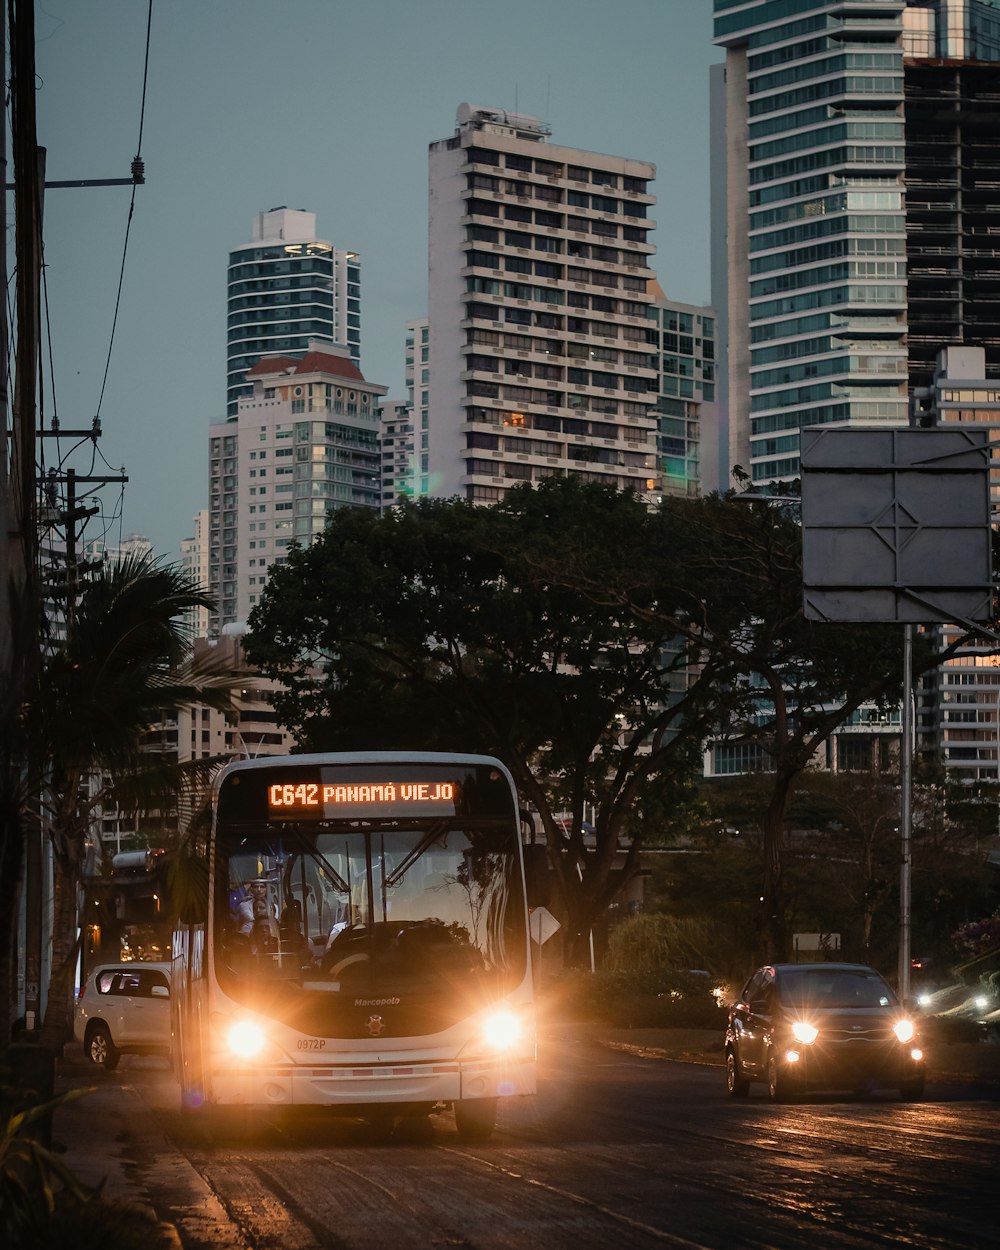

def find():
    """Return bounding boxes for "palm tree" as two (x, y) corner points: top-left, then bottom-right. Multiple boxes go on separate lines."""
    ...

(29, 552), (234, 1050)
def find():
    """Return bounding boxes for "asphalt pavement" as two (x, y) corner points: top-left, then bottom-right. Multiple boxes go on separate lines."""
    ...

(36, 1025), (1000, 1247)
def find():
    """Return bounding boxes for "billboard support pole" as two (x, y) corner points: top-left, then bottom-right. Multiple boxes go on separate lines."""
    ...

(899, 624), (913, 1002)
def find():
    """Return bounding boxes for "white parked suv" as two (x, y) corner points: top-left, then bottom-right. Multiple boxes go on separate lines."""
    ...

(74, 962), (172, 1069)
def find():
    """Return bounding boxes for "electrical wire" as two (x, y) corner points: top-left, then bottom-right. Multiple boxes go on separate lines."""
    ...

(94, 0), (153, 422)
(32, 0), (153, 575)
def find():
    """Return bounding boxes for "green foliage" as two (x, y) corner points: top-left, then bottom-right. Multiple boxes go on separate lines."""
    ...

(604, 912), (713, 978)
(644, 770), (1000, 983)
(549, 964), (726, 1029)
(245, 479), (717, 959)
(244, 479), (980, 965)
(26, 554), (234, 1049)
(0, 1082), (94, 1246)
(1, 1063), (176, 1249)
(15, 1198), (178, 1250)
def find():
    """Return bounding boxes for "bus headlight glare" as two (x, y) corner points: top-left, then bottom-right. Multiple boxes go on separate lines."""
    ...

(228, 1020), (266, 1059)
(482, 1009), (521, 1051)
(791, 1021), (818, 1045)
(893, 1018), (915, 1044)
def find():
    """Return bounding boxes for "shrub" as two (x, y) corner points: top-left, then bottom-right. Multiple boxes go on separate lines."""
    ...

(14, 1197), (178, 1250)
(0, 1082), (94, 1249)
(604, 912), (712, 979)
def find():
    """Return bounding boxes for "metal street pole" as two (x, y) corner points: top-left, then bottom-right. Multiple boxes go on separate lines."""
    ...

(996, 684), (1000, 840)
(899, 624), (913, 1002)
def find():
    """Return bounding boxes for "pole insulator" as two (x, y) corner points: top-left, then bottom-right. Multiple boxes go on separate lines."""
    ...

(131, 156), (145, 184)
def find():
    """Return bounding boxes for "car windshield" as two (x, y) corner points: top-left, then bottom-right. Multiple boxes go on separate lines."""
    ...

(777, 968), (894, 1010)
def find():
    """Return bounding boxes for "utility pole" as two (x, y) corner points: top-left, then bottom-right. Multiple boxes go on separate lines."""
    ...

(6, 0), (44, 1043)
(2, 0), (136, 1045)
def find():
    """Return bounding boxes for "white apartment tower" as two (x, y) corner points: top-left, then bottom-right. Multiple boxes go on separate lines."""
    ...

(208, 340), (386, 633)
(227, 208), (362, 419)
(427, 104), (661, 501)
(179, 509), (211, 640)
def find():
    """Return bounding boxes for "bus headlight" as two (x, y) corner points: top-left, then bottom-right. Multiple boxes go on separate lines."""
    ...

(227, 1020), (266, 1060)
(893, 1018), (915, 1044)
(481, 1009), (522, 1052)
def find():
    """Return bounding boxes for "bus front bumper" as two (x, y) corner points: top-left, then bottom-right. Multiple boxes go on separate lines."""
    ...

(210, 1053), (536, 1109)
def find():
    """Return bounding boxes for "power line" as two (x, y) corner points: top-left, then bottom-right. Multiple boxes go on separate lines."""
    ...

(94, 0), (153, 421)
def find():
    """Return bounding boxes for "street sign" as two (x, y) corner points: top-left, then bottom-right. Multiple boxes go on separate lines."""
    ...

(529, 907), (561, 946)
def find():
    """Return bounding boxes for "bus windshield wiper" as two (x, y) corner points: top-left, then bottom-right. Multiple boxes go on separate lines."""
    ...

(383, 821), (451, 888)
(283, 826), (351, 894)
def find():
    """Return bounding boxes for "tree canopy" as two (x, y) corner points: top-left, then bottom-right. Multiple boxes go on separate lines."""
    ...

(245, 478), (980, 965)
(245, 479), (725, 962)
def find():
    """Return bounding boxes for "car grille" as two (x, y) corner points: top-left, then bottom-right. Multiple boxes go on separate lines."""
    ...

(824, 1024), (895, 1044)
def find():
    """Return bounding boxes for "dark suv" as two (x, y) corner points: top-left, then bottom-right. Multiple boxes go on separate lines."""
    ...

(725, 962), (926, 1102)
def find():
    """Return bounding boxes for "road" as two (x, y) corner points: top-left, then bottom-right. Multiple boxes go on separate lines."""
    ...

(118, 1027), (1000, 1250)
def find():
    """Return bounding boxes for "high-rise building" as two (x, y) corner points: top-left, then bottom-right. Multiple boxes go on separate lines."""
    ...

(647, 285), (718, 498)
(406, 318), (431, 498)
(426, 104), (660, 502)
(179, 509), (211, 639)
(902, 2), (1000, 388)
(911, 345), (1000, 781)
(379, 399), (416, 508)
(207, 340), (385, 633)
(712, 0), (1000, 489)
(227, 208), (361, 419)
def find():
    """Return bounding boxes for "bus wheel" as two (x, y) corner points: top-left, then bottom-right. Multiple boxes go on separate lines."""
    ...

(454, 1097), (497, 1143)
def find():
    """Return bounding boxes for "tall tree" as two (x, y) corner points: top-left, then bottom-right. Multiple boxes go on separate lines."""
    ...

(28, 553), (232, 1049)
(540, 488), (983, 961)
(245, 479), (729, 965)
(246, 480), (982, 966)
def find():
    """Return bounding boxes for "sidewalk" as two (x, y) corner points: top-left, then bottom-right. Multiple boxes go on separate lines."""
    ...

(51, 1045), (184, 1248)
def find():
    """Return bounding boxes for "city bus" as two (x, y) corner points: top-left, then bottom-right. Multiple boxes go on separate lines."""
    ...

(171, 752), (541, 1140)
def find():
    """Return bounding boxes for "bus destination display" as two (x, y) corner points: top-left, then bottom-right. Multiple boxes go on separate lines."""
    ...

(266, 775), (459, 820)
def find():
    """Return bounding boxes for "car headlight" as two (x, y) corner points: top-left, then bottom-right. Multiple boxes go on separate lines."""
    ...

(791, 1020), (818, 1045)
(893, 1018), (915, 1044)
(481, 1009), (522, 1052)
(227, 1020), (267, 1060)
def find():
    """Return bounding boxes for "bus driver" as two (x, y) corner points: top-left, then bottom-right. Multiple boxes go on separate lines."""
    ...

(237, 879), (279, 949)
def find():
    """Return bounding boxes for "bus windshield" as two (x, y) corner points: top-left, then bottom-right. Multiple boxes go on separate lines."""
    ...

(211, 760), (527, 1033)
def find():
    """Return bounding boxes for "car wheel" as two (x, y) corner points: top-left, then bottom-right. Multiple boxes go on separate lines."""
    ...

(900, 1075), (925, 1101)
(767, 1055), (793, 1103)
(87, 1023), (120, 1071)
(726, 1049), (750, 1097)
(454, 1097), (497, 1143)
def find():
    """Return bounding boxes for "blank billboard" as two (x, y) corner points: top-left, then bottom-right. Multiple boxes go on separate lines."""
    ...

(800, 426), (992, 624)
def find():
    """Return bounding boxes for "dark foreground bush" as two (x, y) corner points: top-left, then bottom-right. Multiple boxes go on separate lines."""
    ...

(15, 1196), (178, 1250)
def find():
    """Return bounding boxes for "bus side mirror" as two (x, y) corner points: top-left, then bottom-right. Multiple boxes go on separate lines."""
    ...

(523, 844), (550, 908)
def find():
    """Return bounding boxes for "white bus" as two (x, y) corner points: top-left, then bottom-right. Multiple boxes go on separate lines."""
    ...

(171, 752), (541, 1141)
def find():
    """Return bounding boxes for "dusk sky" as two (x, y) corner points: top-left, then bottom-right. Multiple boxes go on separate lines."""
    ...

(32, 1), (722, 561)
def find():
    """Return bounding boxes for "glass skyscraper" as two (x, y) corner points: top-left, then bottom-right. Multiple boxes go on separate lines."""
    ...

(226, 207), (361, 419)
(713, 0), (1000, 488)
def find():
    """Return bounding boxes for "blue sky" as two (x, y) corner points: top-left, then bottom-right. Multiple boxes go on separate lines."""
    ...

(31, 0), (722, 561)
